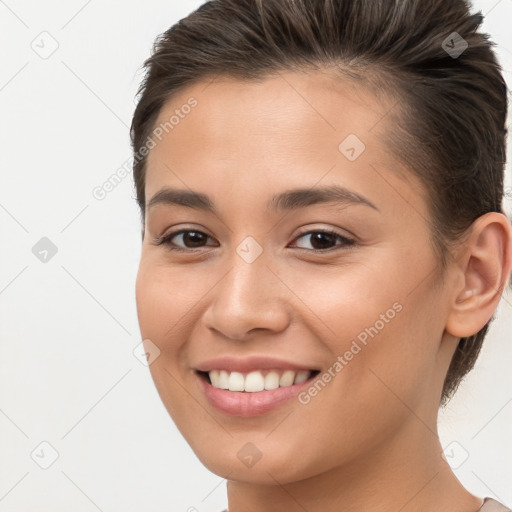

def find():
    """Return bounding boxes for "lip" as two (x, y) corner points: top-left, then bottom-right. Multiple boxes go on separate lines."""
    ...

(194, 368), (320, 417)
(194, 355), (319, 374)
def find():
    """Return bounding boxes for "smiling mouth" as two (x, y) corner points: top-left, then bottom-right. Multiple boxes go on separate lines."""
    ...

(197, 369), (321, 392)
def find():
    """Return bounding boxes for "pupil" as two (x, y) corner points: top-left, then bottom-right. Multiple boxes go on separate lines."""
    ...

(311, 232), (335, 250)
(185, 232), (205, 247)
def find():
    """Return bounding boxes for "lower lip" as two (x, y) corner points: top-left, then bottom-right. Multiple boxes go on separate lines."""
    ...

(196, 371), (315, 417)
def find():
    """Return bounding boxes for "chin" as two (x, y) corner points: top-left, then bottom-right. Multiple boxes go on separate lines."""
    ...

(187, 435), (327, 486)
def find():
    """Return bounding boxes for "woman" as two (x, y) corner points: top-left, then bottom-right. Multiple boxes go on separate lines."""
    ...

(131, 0), (512, 510)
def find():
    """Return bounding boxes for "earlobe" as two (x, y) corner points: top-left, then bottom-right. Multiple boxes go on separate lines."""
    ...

(446, 212), (512, 338)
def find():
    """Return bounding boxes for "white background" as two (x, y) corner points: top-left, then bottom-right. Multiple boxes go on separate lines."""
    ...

(0, 1), (511, 511)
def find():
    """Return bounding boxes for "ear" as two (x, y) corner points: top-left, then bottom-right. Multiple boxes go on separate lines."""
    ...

(446, 212), (512, 338)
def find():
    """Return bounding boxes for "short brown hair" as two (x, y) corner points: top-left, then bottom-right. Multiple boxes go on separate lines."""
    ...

(130, 0), (509, 406)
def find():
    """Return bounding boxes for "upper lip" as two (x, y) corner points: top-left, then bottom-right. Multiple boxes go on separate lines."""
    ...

(195, 356), (319, 373)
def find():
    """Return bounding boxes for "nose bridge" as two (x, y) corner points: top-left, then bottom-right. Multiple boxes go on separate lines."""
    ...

(205, 237), (290, 339)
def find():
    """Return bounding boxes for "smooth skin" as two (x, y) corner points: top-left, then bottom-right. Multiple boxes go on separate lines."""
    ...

(135, 69), (512, 512)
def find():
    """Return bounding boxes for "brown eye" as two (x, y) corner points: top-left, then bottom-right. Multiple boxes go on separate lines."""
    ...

(156, 229), (214, 251)
(154, 228), (355, 253)
(290, 230), (355, 252)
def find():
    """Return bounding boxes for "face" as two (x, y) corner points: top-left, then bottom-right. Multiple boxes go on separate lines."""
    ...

(135, 70), (454, 484)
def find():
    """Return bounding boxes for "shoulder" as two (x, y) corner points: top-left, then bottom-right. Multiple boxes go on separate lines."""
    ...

(479, 498), (512, 512)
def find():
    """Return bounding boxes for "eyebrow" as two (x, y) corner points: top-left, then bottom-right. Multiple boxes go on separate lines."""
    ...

(147, 185), (379, 214)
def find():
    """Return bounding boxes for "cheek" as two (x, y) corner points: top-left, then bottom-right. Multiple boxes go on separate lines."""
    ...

(293, 254), (442, 412)
(135, 257), (204, 342)
(135, 260), (197, 423)
(285, 300), (440, 479)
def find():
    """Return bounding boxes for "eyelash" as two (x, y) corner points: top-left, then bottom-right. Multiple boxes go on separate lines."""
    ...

(153, 228), (356, 253)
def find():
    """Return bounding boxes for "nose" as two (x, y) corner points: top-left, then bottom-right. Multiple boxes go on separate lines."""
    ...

(202, 252), (291, 341)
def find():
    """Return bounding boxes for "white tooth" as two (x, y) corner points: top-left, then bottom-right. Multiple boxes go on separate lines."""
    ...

(264, 371), (280, 390)
(228, 371), (245, 391)
(218, 370), (229, 389)
(209, 369), (220, 387)
(294, 370), (310, 384)
(245, 371), (265, 392)
(279, 370), (296, 387)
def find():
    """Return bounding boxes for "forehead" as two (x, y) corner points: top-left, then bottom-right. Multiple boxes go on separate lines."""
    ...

(144, 70), (424, 217)
(149, 70), (391, 161)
